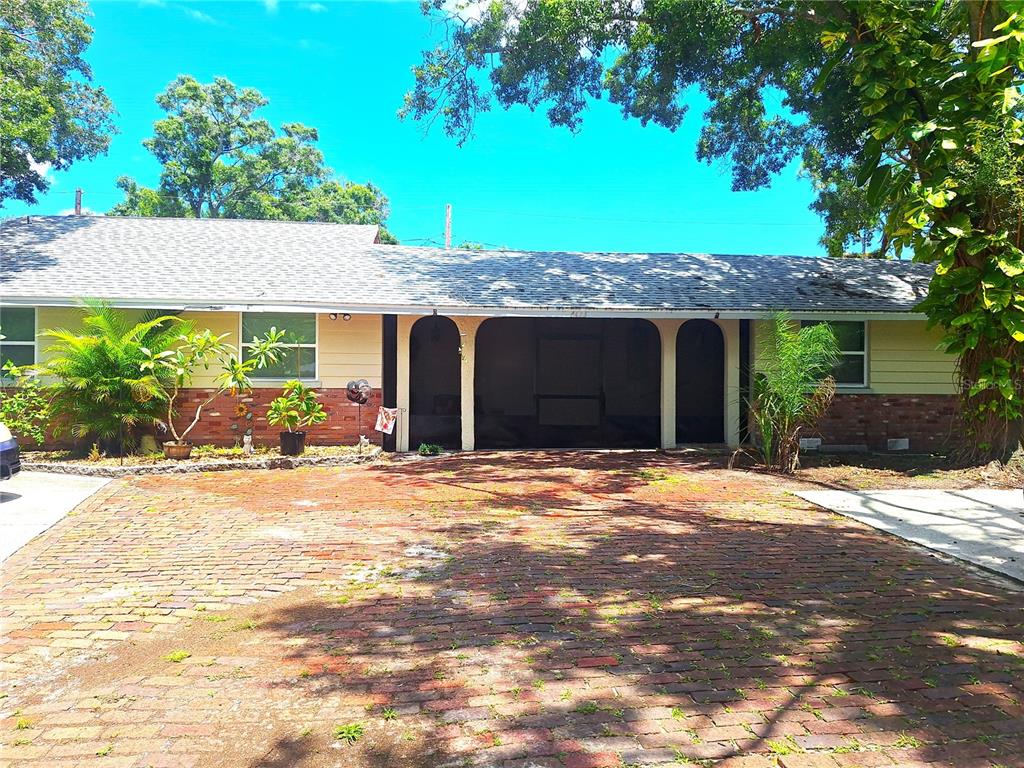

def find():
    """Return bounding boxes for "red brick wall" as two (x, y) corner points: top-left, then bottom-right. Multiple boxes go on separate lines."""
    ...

(812, 393), (958, 452)
(166, 387), (383, 447)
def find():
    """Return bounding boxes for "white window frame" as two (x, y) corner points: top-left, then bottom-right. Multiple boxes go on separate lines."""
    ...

(239, 312), (319, 382)
(802, 319), (868, 389)
(0, 306), (37, 371)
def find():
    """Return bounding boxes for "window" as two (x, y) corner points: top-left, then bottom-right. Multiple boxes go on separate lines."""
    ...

(801, 320), (867, 387)
(241, 312), (317, 379)
(0, 307), (36, 369)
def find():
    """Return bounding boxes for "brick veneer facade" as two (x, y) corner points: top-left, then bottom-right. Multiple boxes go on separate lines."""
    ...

(167, 387), (383, 447)
(812, 392), (959, 452)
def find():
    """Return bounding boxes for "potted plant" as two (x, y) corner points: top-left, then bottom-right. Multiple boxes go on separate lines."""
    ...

(266, 380), (327, 456)
(141, 327), (284, 459)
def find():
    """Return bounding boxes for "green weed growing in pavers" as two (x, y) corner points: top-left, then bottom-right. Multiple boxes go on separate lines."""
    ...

(670, 706), (686, 720)
(851, 686), (876, 699)
(299, 727), (313, 738)
(894, 732), (923, 748)
(333, 723), (364, 744)
(231, 619), (258, 631)
(831, 738), (863, 754)
(164, 650), (191, 663)
(754, 678), (768, 691)
(381, 708), (397, 721)
(560, 690), (572, 701)
(203, 614), (230, 623)
(96, 744), (113, 756)
(671, 750), (713, 766)
(800, 702), (824, 720)
(766, 736), (801, 755)
(14, 717), (31, 730)
(298, 669), (312, 678)
(830, 686), (850, 697)
(576, 701), (600, 714)
(942, 635), (961, 647)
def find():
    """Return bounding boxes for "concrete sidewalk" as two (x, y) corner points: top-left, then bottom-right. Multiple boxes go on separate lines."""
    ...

(0, 472), (110, 562)
(796, 488), (1024, 582)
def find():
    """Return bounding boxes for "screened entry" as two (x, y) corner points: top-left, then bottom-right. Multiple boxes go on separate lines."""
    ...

(676, 319), (725, 443)
(409, 315), (461, 449)
(475, 318), (660, 449)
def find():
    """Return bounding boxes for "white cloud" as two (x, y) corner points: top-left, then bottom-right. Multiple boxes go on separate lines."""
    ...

(28, 158), (52, 179)
(300, 2), (326, 11)
(58, 207), (101, 216)
(264, 0), (279, 12)
(182, 6), (219, 24)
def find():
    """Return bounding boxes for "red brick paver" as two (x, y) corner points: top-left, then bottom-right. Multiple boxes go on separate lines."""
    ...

(2, 453), (1022, 767)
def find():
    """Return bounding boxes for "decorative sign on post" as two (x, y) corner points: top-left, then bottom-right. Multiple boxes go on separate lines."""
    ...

(375, 406), (398, 435)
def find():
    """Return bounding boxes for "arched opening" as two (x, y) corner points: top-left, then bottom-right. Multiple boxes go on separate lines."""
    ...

(409, 315), (461, 449)
(475, 317), (660, 448)
(676, 319), (725, 443)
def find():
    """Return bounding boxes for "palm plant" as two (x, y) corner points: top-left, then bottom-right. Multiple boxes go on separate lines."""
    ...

(42, 302), (188, 453)
(748, 311), (840, 473)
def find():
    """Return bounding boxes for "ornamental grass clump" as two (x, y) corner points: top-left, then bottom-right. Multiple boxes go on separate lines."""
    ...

(747, 311), (840, 474)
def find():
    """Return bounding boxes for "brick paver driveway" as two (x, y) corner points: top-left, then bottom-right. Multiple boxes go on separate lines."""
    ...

(2, 453), (1022, 768)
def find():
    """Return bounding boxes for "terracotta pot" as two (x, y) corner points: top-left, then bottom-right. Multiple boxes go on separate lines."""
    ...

(279, 431), (306, 456)
(163, 441), (193, 460)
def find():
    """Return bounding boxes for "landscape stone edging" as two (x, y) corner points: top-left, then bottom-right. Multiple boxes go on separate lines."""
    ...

(23, 449), (382, 477)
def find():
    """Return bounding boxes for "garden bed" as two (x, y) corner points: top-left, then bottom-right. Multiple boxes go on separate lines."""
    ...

(21, 444), (383, 477)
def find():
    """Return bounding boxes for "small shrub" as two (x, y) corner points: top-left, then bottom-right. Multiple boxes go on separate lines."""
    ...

(0, 362), (52, 445)
(418, 442), (443, 456)
(333, 722), (364, 743)
(267, 380), (328, 433)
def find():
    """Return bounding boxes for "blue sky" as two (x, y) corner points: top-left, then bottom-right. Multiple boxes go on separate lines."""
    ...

(10, 0), (830, 255)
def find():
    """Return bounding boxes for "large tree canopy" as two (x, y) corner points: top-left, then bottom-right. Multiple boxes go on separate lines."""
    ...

(403, 0), (1024, 461)
(0, 0), (115, 206)
(112, 76), (398, 243)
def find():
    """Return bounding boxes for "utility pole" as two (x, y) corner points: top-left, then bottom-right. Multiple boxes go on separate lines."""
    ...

(444, 203), (452, 249)
(74, 188), (83, 215)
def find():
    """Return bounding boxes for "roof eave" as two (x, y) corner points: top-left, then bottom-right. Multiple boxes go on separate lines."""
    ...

(1, 295), (925, 321)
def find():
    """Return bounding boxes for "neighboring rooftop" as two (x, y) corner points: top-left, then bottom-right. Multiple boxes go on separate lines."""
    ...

(0, 215), (933, 315)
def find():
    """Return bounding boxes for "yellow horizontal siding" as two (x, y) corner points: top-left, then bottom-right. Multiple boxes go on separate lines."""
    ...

(317, 313), (382, 388)
(869, 320), (955, 394)
(752, 317), (955, 395)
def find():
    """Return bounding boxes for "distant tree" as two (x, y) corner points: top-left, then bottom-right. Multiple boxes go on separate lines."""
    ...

(111, 76), (397, 241)
(0, 0), (115, 205)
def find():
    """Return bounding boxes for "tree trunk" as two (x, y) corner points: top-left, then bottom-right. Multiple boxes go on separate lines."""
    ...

(956, 339), (1024, 464)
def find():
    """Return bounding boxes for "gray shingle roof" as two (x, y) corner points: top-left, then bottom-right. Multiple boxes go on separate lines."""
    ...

(0, 215), (933, 315)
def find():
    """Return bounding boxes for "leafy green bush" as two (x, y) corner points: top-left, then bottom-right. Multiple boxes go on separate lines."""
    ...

(748, 311), (839, 473)
(418, 442), (443, 456)
(0, 362), (52, 445)
(41, 302), (186, 452)
(266, 380), (328, 432)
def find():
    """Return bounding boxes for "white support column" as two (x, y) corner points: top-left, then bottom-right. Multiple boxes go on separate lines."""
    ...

(652, 319), (684, 450)
(395, 315), (423, 453)
(717, 318), (742, 448)
(453, 317), (484, 451)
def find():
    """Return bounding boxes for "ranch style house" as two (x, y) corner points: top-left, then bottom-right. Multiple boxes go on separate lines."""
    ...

(0, 215), (956, 452)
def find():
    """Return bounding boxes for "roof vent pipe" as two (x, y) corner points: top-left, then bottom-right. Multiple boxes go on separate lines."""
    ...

(74, 188), (83, 215)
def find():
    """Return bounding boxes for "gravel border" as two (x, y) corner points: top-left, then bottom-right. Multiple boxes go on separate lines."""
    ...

(23, 448), (382, 477)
